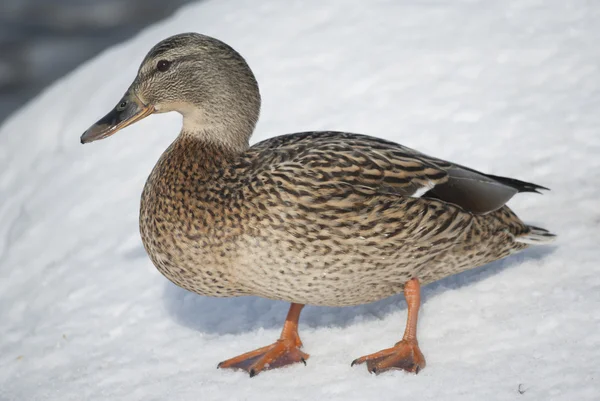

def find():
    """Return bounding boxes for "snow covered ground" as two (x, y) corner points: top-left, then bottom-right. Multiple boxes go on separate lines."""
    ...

(1, 0), (599, 400)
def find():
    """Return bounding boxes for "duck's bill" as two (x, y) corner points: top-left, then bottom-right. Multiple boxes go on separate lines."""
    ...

(80, 94), (154, 144)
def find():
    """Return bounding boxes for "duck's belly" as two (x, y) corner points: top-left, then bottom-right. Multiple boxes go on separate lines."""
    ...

(142, 232), (520, 306)
(230, 222), (526, 307)
(233, 245), (411, 306)
(140, 221), (526, 307)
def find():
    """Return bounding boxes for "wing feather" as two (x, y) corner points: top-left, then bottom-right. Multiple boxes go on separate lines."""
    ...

(244, 131), (546, 215)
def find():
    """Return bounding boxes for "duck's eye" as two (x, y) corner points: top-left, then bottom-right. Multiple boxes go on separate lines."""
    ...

(117, 100), (127, 110)
(156, 60), (171, 72)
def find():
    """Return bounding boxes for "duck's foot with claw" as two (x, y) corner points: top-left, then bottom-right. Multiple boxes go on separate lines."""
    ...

(218, 338), (309, 377)
(351, 339), (425, 375)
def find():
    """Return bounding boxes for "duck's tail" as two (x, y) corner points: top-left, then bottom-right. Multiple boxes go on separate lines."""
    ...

(515, 225), (557, 245)
(484, 174), (549, 194)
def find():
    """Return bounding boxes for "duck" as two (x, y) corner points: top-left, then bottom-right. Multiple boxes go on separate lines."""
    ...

(81, 33), (555, 377)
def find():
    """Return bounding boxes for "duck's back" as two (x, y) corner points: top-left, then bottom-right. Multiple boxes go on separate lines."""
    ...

(140, 131), (553, 306)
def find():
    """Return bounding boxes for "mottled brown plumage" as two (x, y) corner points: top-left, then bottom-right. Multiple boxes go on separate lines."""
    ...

(139, 131), (543, 306)
(81, 33), (555, 377)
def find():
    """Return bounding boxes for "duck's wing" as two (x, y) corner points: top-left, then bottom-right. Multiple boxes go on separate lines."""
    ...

(246, 131), (547, 215)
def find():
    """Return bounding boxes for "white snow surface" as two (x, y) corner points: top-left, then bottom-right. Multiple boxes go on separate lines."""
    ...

(1, 0), (599, 400)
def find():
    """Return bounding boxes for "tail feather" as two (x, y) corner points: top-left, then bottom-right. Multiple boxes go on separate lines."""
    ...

(484, 174), (550, 194)
(515, 225), (556, 245)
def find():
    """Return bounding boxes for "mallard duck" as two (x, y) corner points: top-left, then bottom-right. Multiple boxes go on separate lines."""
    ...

(81, 33), (555, 377)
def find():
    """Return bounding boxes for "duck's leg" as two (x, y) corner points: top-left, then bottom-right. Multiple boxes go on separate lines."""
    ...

(351, 278), (426, 374)
(217, 303), (309, 377)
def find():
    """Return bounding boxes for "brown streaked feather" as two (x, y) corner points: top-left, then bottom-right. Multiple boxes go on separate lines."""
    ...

(246, 131), (449, 198)
(140, 131), (551, 306)
(245, 131), (546, 214)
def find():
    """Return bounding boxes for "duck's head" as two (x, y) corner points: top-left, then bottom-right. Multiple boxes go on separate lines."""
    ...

(81, 33), (261, 152)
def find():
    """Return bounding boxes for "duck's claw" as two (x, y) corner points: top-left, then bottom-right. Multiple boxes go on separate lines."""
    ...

(351, 339), (425, 375)
(218, 338), (309, 377)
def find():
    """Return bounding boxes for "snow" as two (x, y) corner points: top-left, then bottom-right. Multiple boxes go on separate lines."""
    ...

(1, 0), (599, 400)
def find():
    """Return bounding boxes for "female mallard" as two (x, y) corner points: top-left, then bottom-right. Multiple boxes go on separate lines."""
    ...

(81, 33), (554, 377)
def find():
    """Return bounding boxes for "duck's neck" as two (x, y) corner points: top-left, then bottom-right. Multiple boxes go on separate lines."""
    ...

(148, 124), (251, 196)
(165, 129), (241, 175)
(181, 111), (253, 155)
(180, 129), (248, 157)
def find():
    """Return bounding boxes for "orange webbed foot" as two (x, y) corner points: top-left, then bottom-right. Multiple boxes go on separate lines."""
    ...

(352, 278), (426, 375)
(218, 303), (308, 377)
(218, 337), (309, 377)
(351, 339), (425, 374)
